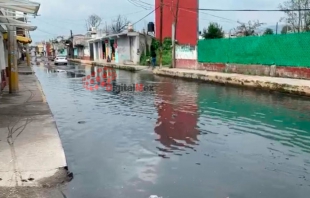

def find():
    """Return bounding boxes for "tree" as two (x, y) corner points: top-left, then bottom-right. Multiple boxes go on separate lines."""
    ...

(109, 15), (130, 34)
(235, 20), (265, 36)
(264, 28), (274, 35)
(86, 14), (102, 31)
(281, 25), (293, 34)
(279, 0), (310, 32)
(202, 23), (224, 39)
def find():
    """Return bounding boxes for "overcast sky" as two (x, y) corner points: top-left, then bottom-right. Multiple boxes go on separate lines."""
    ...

(30, 0), (286, 43)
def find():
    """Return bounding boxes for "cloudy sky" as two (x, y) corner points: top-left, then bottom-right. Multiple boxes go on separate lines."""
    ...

(30, 0), (286, 43)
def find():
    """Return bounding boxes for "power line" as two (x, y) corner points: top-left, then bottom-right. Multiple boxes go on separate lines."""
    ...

(36, 29), (58, 36)
(198, 8), (310, 12)
(35, 10), (147, 24)
(132, 6), (159, 25)
(127, 0), (153, 10)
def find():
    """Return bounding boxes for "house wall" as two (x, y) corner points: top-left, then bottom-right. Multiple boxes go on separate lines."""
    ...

(136, 34), (152, 64)
(116, 36), (130, 64)
(175, 45), (197, 69)
(57, 49), (67, 56)
(131, 36), (138, 64)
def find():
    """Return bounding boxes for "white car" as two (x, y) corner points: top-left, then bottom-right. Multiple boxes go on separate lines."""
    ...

(54, 56), (68, 65)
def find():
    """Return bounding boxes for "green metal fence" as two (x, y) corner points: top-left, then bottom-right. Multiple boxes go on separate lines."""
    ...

(198, 33), (310, 67)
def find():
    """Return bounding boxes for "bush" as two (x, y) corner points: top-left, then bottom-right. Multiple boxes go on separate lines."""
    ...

(139, 37), (172, 66)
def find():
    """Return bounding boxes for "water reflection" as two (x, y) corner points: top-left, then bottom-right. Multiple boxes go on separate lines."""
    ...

(154, 79), (199, 158)
(32, 62), (310, 198)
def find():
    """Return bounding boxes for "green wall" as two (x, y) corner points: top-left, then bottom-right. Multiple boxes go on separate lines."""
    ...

(198, 33), (310, 67)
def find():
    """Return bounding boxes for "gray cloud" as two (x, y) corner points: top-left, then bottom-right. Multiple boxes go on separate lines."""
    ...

(30, 0), (285, 42)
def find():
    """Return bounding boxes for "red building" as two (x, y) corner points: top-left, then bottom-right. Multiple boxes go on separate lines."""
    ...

(155, 0), (198, 45)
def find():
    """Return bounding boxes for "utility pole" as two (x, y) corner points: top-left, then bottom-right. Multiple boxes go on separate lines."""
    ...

(276, 22), (278, 34)
(172, 0), (180, 68)
(70, 30), (73, 58)
(298, 0), (301, 32)
(159, 0), (163, 68)
(8, 25), (18, 93)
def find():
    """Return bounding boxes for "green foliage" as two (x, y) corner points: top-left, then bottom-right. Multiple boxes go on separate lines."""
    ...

(264, 28), (274, 35)
(202, 23), (224, 39)
(236, 20), (265, 36)
(139, 37), (172, 66)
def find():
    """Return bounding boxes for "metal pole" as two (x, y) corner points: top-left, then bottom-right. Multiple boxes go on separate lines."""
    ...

(172, 23), (175, 68)
(172, 0), (180, 68)
(70, 30), (73, 59)
(276, 22), (278, 34)
(26, 44), (30, 66)
(159, 0), (163, 68)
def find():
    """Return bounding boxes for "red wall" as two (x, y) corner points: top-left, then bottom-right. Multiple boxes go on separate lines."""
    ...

(155, 0), (198, 45)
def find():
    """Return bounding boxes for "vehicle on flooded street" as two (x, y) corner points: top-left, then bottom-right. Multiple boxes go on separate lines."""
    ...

(54, 56), (68, 65)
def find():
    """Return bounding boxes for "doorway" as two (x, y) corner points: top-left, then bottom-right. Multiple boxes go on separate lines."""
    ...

(110, 40), (115, 60)
(102, 41), (106, 59)
(89, 43), (94, 61)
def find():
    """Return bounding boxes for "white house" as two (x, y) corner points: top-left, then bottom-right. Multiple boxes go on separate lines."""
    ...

(88, 30), (152, 65)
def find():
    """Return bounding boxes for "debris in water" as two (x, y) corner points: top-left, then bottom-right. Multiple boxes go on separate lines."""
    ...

(78, 121), (86, 124)
(149, 195), (162, 198)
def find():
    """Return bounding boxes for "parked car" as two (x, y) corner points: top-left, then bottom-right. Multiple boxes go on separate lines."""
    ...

(54, 56), (68, 65)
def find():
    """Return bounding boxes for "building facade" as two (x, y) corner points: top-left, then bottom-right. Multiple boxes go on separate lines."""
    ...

(88, 31), (152, 64)
(73, 34), (90, 60)
(155, 0), (198, 45)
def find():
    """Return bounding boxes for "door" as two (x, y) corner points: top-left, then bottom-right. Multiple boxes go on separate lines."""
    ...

(90, 43), (94, 61)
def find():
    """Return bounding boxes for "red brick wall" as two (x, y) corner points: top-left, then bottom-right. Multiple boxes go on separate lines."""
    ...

(176, 59), (197, 69)
(175, 58), (310, 80)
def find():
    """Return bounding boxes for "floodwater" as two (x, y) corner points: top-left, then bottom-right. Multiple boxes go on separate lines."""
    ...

(34, 63), (310, 198)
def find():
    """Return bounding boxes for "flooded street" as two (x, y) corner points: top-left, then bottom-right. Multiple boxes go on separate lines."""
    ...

(34, 63), (310, 198)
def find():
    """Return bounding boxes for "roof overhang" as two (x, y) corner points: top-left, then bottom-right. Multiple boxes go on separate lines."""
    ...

(2, 32), (32, 44)
(0, 0), (40, 15)
(0, 16), (37, 31)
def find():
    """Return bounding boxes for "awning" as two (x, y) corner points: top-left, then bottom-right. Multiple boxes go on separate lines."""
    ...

(0, 16), (37, 31)
(0, 0), (40, 15)
(2, 32), (32, 44)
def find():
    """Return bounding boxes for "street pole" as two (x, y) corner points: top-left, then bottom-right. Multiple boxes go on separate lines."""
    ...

(172, 0), (180, 68)
(70, 30), (73, 59)
(276, 22), (278, 34)
(8, 25), (18, 93)
(26, 44), (30, 66)
(159, 0), (163, 68)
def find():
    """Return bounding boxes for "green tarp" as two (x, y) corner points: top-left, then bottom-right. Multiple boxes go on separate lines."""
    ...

(198, 33), (310, 67)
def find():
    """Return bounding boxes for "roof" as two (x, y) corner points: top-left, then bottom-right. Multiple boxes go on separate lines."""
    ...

(0, 0), (40, 15)
(88, 31), (151, 43)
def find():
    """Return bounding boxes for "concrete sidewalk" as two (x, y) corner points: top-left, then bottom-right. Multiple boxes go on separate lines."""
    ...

(153, 68), (310, 96)
(0, 65), (70, 196)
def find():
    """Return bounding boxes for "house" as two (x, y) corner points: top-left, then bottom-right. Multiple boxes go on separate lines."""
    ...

(73, 34), (91, 60)
(0, 1), (39, 92)
(88, 30), (152, 64)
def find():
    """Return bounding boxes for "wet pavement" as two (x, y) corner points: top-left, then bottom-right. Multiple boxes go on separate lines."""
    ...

(33, 62), (310, 198)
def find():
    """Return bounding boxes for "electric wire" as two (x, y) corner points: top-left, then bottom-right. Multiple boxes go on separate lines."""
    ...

(132, 6), (159, 26)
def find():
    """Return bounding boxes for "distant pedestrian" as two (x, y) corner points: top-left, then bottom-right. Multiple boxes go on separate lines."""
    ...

(150, 46), (156, 69)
